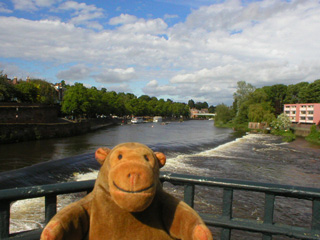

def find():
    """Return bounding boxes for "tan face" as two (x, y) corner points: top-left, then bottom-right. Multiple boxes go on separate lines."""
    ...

(95, 143), (166, 212)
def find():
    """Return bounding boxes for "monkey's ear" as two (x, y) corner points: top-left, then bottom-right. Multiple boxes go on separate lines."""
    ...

(155, 152), (166, 168)
(95, 147), (111, 165)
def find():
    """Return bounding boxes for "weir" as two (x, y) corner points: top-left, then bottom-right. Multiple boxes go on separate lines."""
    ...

(1, 172), (320, 240)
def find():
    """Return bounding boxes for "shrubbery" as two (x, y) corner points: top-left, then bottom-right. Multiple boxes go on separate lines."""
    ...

(306, 125), (320, 145)
(271, 129), (296, 142)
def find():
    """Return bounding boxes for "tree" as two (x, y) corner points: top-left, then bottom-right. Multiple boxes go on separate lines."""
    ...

(284, 82), (309, 104)
(214, 104), (234, 125)
(208, 105), (216, 113)
(233, 81), (256, 122)
(262, 84), (287, 115)
(248, 103), (275, 124)
(298, 79), (320, 103)
(30, 79), (58, 104)
(61, 83), (90, 118)
(14, 82), (38, 103)
(195, 101), (208, 110)
(188, 99), (195, 109)
(0, 73), (17, 101)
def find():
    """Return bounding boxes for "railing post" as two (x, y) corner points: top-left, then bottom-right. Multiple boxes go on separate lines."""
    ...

(45, 194), (57, 224)
(312, 198), (320, 230)
(263, 193), (275, 240)
(0, 200), (10, 239)
(221, 188), (233, 240)
(184, 184), (195, 208)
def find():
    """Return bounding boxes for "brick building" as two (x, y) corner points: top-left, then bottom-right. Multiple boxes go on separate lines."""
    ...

(284, 103), (320, 125)
(190, 108), (209, 118)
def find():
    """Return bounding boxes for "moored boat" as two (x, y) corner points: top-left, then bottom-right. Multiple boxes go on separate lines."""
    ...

(131, 117), (143, 124)
(153, 116), (162, 122)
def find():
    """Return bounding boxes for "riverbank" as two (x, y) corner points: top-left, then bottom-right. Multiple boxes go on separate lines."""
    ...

(215, 121), (320, 146)
(0, 119), (118, 144)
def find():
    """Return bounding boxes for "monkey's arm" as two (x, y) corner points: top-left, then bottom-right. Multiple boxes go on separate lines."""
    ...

(41, 197), (91, 240)
(160, 191), (213, 240)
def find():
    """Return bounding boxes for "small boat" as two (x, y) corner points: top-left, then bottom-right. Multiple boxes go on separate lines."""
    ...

(131, 117), (143, 124)
(153, 116), (162, 123)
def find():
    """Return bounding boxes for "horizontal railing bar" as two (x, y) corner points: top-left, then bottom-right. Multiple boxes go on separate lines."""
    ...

(9, 228), (43, 240)
(201, 214), (320, 240)
(160, 172), (320, 199)
(0, 180), (95, 201)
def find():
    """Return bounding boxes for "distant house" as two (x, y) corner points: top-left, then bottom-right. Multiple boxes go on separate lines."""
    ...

(190, 108), (209, 118)
(54, 82), (65, 102)
(284, 103), (320, 125)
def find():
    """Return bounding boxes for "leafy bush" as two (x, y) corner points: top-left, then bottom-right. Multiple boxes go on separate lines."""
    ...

(271, 129), (296, 142)
(271, 113), (291, 130)
(305, 125), (320, 145)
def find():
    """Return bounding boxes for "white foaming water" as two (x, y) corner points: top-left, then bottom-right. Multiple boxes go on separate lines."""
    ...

(197, 134), (248, 158)
(10, 187), (88, 234)
(72, 170), (98, 181)
(10, 198), (45, 233)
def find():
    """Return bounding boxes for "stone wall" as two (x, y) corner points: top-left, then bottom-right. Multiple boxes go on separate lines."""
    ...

(0, 103), (59, 123)
(291, 123), (320, 137)
(0, 122), (89, 144)
(0, 119), (116, 144)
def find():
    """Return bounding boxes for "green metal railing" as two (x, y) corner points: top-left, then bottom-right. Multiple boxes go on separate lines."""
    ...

(1, 172), (320, 239)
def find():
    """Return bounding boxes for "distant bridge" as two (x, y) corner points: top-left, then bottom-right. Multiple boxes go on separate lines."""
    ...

(192, 113), (215, 116)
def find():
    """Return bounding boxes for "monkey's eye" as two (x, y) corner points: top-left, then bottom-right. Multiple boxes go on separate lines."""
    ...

(118, 154), (122, 160)
(144, 155), (149, 162)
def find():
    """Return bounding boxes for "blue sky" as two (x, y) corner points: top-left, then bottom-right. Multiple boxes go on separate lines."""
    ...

(0, 0), (320, 105)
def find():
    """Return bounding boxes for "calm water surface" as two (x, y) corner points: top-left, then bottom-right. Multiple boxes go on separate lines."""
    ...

(1, 120), (319, 239)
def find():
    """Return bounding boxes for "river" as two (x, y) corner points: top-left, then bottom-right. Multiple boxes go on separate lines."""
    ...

(0, 120), (320, 239)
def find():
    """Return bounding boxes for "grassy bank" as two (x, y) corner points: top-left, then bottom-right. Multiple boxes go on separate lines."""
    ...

(214, 120), (298, 143)
(305, 125), (320, 145)
(271, 129), (296, 142)
(214, 121), (250, 131)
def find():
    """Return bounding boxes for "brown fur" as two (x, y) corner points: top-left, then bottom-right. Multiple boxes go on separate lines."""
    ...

(41, 142), (213, 240)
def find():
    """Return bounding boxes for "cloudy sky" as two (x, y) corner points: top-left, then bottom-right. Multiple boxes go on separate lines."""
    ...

(0, 0), (319, 105)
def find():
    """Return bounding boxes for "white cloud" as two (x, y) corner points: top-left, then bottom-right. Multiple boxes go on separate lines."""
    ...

(11, 0), (58, 11)
(163, 14), (178, 20)
(56, 64), (92, 81)
(92, 68), (137, 83)
(1, 0), (320, 105)
(143, 80), (180, 96)
(0, 3), (13, 13)
(35, 0), (58, 7)
(109, 14), (138, 25)
(108, 83), (131, 93)
(111, 16), (168, 35)
(12, 0), (37, 11)
(57, 1), (105, 29)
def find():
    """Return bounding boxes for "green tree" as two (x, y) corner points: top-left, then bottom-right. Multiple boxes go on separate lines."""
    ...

(14, 81), (38, 103)
(248, 103), (275, 124)
(284, 82), (309, 104)
(30, 79), (58, 104)
(233, 81), (256, 123)
(0, 72), (17, 101)
(61, 83), (90, 118)
(195, 101), (208, 110)
(214, 104), (234, 126)
(262, 84), (287, 115)
(298, 79), (320, 103)
(208, 105), (216, 113)
(188, 99), (195, 109)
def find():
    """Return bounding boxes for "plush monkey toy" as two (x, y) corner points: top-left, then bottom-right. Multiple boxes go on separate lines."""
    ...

(41, 142), (213, 240)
